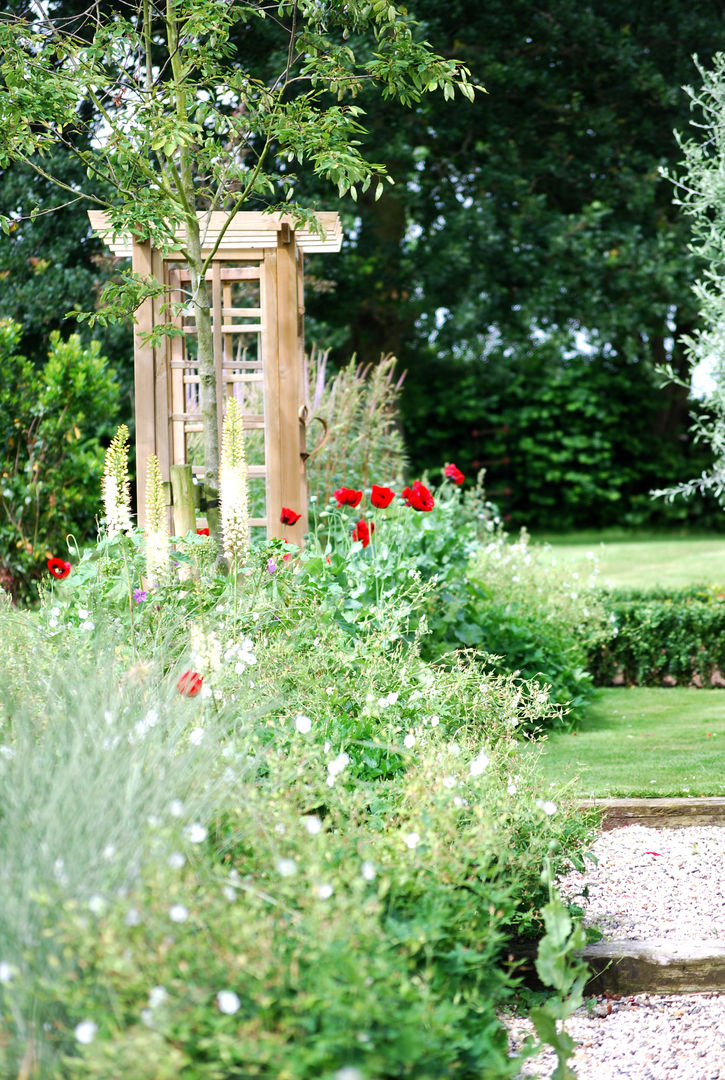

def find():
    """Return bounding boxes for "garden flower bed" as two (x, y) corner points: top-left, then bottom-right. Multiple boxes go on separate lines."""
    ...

(0, 448), (597, 1078)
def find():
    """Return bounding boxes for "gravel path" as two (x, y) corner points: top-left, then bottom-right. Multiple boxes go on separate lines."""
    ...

(558, 824), (725, 942)
(505, 824), (725, 1079)
(506, 993), (725, 1079)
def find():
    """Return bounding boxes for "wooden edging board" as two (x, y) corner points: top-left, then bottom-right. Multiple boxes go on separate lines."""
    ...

(579, 797), (725, 830)
(512, 938), (725, 996)
(582, 939), (725, 996)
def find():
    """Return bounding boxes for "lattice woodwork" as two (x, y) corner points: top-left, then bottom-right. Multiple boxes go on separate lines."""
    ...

(88, 211), (342, 541)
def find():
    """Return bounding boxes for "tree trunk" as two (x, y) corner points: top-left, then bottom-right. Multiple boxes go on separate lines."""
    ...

(186, 222), (220, 507)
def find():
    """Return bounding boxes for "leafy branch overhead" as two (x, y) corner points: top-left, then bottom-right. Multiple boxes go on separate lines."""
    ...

(0, 0), (479, 255)
(0, 0), (479, 506)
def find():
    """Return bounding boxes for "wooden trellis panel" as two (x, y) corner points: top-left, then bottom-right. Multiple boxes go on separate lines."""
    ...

(88, 211), (342, 541)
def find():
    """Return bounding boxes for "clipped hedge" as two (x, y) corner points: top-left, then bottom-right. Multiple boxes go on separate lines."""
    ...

(589, 586), (725, 687)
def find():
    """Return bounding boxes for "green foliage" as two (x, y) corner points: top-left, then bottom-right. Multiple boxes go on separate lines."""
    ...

(589, 586), (725, 687)
(0, 319), (119, 602)
(462, 528), (610, 727)
(0, 512), (596, 1079)
(402, 343), (721, 532)
(657, 53), (725, 508)
(530, 857), (589, 1080)
(307, 469), (608, 727)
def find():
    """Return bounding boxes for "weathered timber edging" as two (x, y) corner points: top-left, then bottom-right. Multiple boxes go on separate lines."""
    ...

(513, 938), (725, 997)
(582, 939), (725, 996)
(579, 797), (725, 830)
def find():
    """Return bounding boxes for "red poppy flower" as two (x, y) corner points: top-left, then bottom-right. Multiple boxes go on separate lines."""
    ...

(444, 463), (465, 485)
(177, 670), (203, 697)
(401, 481), (435, 512)
(196, 527), (210, 536)
(47, 557), (71, 579)
(371, 485), (395, 509)
(333, 487), (363, 508)
(352, 519), (375, 548)
(280, 507), (302, 526)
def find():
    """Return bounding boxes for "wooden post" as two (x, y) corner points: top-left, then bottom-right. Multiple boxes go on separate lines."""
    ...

(275, 230), (307, 542)
(262, 247), (282, 535)
(169, 464), (196, 535)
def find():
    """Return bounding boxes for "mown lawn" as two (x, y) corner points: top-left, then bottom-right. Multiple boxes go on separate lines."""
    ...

(532, 687), (725, 798)
(532, 531), (725, 590)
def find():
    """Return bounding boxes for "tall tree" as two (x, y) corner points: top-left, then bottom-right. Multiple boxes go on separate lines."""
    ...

(0, 0), (477, 514)
(299, 0), (725, 520)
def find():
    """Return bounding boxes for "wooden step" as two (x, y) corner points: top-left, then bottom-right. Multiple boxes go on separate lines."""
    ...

(582, 938), (725, 996)
(515, 937), (725, 996)
(580, 797), (725, 829)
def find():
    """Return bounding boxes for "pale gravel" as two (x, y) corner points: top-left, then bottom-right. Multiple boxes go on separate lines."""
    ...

(504, 824), (725, 1079)
(558, 824), (725, 942)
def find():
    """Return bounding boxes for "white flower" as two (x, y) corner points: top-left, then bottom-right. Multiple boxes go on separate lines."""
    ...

(74, 1021), (98, 1045)
(404, 832), (420, 850)
(303, 815), (322, 835)
(317, 883), (334, 899)
(361, 861), (376, 881)
(239, 639), (256, 666)
(386, 691), (399, 705)
(403, 733), (415, 749)
(184, 823), (207, 844)
(169, 799), (184, 817)
(0, 745), (15, 759)
(295, 714), (312, 734)
(507, 782), (518, 796)
(169, 904), (189, 923)
(449, 742), (461, 756)
(88, 894), (106, 915)
(326, 686), (334, 695)
(124, 907), (141, 927)
(148, 986), (169, 1009)
(430, 714), (440, 726)
(217, 990), (241, 1015)
(469, 752), (489, 777)
(102, 844), (116, 861)
(276, 858), (297, 877)
(335, 1067), (365, 1080)
(537, 800), (557, 816)
(189, 727), (204, 746)
(222, 885), (236, 902)
(104, 711), (113, 726)
(77, 607), (90, 620)
(0, 962), (13, 983)
(168, 851), (186, 869)
(442, 775), (456, 789)
(327, 752), (350, 778)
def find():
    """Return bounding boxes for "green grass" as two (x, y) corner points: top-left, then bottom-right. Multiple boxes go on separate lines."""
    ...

(533, 687), (725, 798)
(533, 531), (725, 589)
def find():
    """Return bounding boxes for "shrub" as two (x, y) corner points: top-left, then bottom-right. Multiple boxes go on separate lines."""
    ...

(0, 501), (595, 1078)
(0, 320), (119, 603)
(589, 585), (725, 686)
(464, 531), (610, 726)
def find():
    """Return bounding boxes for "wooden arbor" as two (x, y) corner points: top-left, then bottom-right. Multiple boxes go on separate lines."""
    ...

(88, 210), (343, 541)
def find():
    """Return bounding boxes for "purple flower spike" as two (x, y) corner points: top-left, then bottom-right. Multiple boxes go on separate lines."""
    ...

(267, 558), (277, 575)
